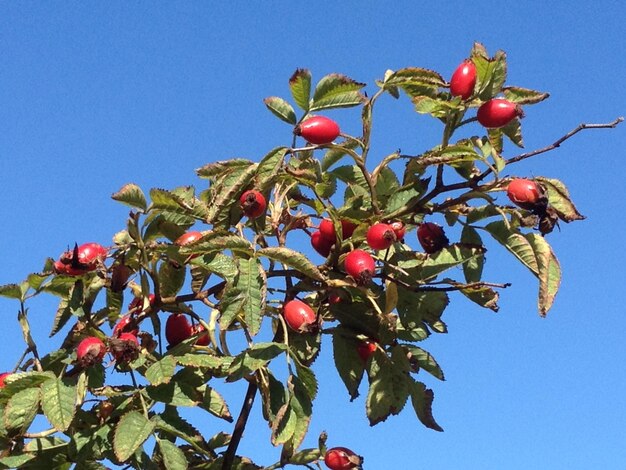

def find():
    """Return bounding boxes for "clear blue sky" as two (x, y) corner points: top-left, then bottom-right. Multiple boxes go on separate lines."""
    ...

(1, 2), (625, 469)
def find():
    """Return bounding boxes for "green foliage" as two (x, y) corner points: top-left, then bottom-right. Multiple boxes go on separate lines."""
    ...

(0, 43), (602, 469)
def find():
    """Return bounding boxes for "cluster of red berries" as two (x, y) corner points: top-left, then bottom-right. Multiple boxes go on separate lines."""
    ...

(449, 59), (523, 128)
(53, 242), (109, 276)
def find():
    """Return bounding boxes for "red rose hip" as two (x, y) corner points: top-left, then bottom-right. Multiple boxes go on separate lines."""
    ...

(191, 323), (210, 346)
(240, 190), (267, 218)
(283, 299), (317, 333)
(324, 446), (363, 470)
(477, 98), (523, 128)
(344, 249), (376, 285)
(319, 218), (357, 242)
(294, 116), (340, 145)
(110, 332), (140, 363)
(417, 222), (449, 254)
(450, 60), (477, 100)
(175, 231), (203, 246)
(311, 230), (334, 257)
(0, 372), (11, 388)
(366, 223), (396, 250)
(165, 314), (193, 347)
(76, 336), (107, 367)
(388, 220), (406, 241)
(357, 340), (377, 362)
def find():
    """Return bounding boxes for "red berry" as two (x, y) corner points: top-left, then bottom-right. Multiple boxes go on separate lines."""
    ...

(283, 299), (317, 333)
(417, 222), (449, 254)
(239, 190), (267, 218)
(0, 372), (11, 388)
(53, 242), (108, 276)
(128, 294), (156, 314)
(165, 314), (193, 347)
(319, 218), (357, 242)
(77, 242), (108, 266)
(113, 314), (139, 337)
(366, 223), (397, 250)
(311, 230), (334, 257)
(450, 60), (477, 100)
(477, 98), (523, 128)
(324, 447), (363, 470)
(175, 231), (203, 246)
(191, 323), (210, 346)
(507, 178), (546, 211)
(388, 221), (406, 241)
(294, 116), (340, 145)
(357, 340), (377, 362)
(76, 336), (107, 367)
(110, 333), (140, 363)
(344, 250), (376, 285)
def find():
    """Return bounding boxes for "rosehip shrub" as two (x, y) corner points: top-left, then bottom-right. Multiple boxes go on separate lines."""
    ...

(0, 42), (617, 469)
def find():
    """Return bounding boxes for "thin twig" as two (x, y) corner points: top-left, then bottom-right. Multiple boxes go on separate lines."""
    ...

(221, 380), (258, 470)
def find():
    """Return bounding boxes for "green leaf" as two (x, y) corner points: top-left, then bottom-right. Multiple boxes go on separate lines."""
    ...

(0, 283), (23, 300)
(365, 347), (411, 425)
(196, 159), (254, 180)
(484, 221), (539, 275)
(332, 327), (366, 400)
(474, 49), (507, 100)
(410, 380), (443, 432)
(287, 448), (322, 465)
(145, 356), (177, 386)
(256, 147), (288, 192)
(24, 436), (68, 452)
(111, 183), (148, 211)
(455, 282), (501, 312)
(263, 96), (297, 125)
(396, 288), (449, 334)
(175, 352), (232, 373)
(150, 188), (209, 221)
(41, 378), (76, 432)
(154, 407), (212, 456)
(258, 247), (324, 281)
(285, 374), (313, 450)
(228, 342), (287, 382)
(311, 73), (365, 111)
(4, 386), (40, 432)
(289, 68), (311, 111)
(461, 226), (484, 282)
(180, 232), (254, 257)
(501, 118), (524, 148)
(534, 177), (585, 222)
(203, 163), (258, 226)
(0, 454), (36, 468)
(238, 257), (266, 336)
(503, 86), (550, 104)
(383, 67), (446, 88)
(200, 387), (232, 422)
(412, 96), (460, 118)
(525, 233), (561, 316)
(406, 346), (445, 380)
(416, 244), (487, 281)
(218, 284), (247, 331)
(159, 438), (188, 470)
(113, 411), (155, 462)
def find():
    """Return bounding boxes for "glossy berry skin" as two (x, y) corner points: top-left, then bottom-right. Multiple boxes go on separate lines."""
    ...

(191, 323), (210, 346)
(54, 242), (108, 275)
(76, 336), (107, 367)
(450, 60), (477, 100)
(507, 178), (546, 211)
(389, 221), (406, 241)
(0, 372), (11, 388)
(112, 314), (140, 338)
(165, 314), (193, 347)
(111, 332), (140, 363)
(357, 340), (377, 362)
(477, 98), (523, 128)
(344, 249), (376, 285)
(175, 231), (203, 246)
(319, 219), (357, 242)
(311, 230), (334, 257)
(239, 190), (267, 218)
(283, 299), (316, 333)
(294, 116), (340, 145)
(366, 223), (397, 250)
(417, 222), (449, 254)
(324, 447), (363, 470)
(77, 242), (108, 266)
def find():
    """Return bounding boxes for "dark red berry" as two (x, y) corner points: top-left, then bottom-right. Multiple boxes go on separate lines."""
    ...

(54, 242), (107, 276)
(294, 116), (340, 145)
(417, 222), (449, 254)
(344, 250), (376, 285)
(477, 98), (523, 128)
(319, 218), (357, 242)
(283, 299), (317, 333)
(324, 447), (363, 470)
(76, 336), (107, 367)
(239, 190), (267, 218)
(110, 333), (140, 363)
(366, 223), (397, 250)
(175, 231), (203, 246)
(507, 178), (546, 211)
(450, 60), (477, 100)
(357, 340), (377, 362)
(311, 230), (334, 257)
(165, 314), (193, 347)
(0, 372), (11, 388)
(388, 221), (406, 241)
(191, 323), (210, 346)
(113, 314), (139, 337)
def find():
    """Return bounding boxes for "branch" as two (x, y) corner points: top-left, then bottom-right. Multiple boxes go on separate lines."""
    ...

(221, 380), (258, 470)
(378, 273), (511, 292)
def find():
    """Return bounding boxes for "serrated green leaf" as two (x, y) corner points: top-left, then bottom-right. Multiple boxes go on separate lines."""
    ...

(201, 387), (232, 422)
(396, 288), (449, 333)
(311, 73), (365, 111)
(461, 226), (484, 282)
(484, 221), (539, 275)
(474, 49), (507, 100)
(383, 67), (446, 88)
(256, 147), (288, 192)
(218, 284), (247, 331)
(258, 247), (324, 281)
(159, 438), (188, 470)
(4, 386), (40, 432)
(413, 96), (459, 118)
(0, 283), (23, 300)
(228, 342), (287, 382)
(145, 356), (177, 386)
(0, 454), (36, 468)
(410, 380), (443, 432)
(113, 411), (155, 462)
(285, 374), (313, 451)
(180, 232), (254, 257)
(406, 346), (445, 380)
(332, 328), (365, 400)
(41, 378), (76, 432)
(174, 352), (232, 373)
(501, 118), (524, 148)
(196, 159), (254, 180)
(154, 407), (212, 456)
(416, 244), (487, 281)
(525, 233), (561, 316)
(535, 177), (585, 222)
(49, 299), (72, 338)
(503, 86), (550, 104)
(289, 69), (311, 111)
(365, 347), (411, 425)
(288, 448), (321, 465)
(158, 260), (186, 298)
(150, 188), (209, 221)
(111, 183), (147, 211)
(238, 257), (266, 336)
(263, 96), (297, 125)
(24, 436), (68, 452)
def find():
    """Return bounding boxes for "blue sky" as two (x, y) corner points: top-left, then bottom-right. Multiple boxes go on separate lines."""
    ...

(0, 2), (625, 469)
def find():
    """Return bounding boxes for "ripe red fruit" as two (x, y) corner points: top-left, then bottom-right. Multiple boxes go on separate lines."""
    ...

(283, 299), (317, 333)
(175, 231), (203, 246)
(191, 323), (210, 346)
(417, 222), (449, 254)
(388, 221), (406, 241)
(128, 293), (156, 314)
(357, 340), (377, 362)
(239, 190), (267, 218)
(450, 60), (477, 100)
(77, 242), (108, 266)
(0, 372), (11, 388)
(366, 223), (397, 250)
(112, 314), (139, 337)
(76, 336), (107, 367)
(507, 178), (546, 211)
(319, 219), (357, 242)
(294, 116), (340, 145)
(477, 98), (523, 128)
(165, 314), (193, 347)
(53, 242), (108, 276)
(110, 332), (140, 363)
(344, 249), (376, 285)
(324, 447), (363, 470)
(311, 230), (334, 257)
